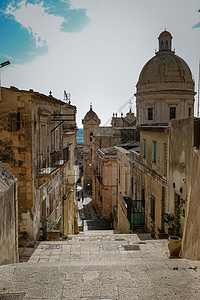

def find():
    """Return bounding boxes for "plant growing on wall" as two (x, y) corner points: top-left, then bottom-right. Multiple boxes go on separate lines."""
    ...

(40, 215), (57, 240)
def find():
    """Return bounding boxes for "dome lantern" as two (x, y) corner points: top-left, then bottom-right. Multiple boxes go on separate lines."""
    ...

(158, 30), (173, 51)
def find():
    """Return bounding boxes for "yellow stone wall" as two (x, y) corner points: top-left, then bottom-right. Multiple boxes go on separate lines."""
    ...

(0, 87), (77, 239)
(167, 118), (200, 260)
(118, 195), (130, 234)
(130, 129), (168, 235)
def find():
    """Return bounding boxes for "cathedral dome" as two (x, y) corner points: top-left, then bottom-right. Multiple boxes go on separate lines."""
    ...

(82, 104), (100, 124)
(136, 31), (194, 93)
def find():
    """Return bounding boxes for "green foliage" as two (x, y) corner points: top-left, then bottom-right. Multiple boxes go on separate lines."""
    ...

(40, 214), (56, 231)
(157, 227), (165, 234)
(164, 197), (187, 236)
(163, 213), (174, 228)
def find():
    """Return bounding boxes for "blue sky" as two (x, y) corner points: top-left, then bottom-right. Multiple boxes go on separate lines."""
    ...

(1, 0), (200, 127)
(0, 0), (89, 64)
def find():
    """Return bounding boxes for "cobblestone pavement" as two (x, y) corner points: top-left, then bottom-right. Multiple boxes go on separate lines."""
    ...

(1, 231), (200, 299)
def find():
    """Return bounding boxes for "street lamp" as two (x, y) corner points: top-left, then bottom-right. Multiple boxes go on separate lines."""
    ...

(0, 60), (10, 102)
(0, 60), (10, 68)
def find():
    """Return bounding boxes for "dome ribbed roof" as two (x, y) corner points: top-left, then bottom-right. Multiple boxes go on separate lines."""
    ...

(136, 31), (194, 93)
(83, 104), (100, 122)
(158, 30), (172, 41)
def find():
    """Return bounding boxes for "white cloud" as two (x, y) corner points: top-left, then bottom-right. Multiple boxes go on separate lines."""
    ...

(3, 0), (200, 127)
(69, 0), (99, 15)
(5, 0), (65, 47)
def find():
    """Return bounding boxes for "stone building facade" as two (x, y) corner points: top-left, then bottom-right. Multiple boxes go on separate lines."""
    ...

(0, 86), (78, 239)
(129, 126), (169, 235)
(91, 110), (137, 222)
(92, 147), (117, 220)
(0, 162), (18, 264)
(117, 30), (196, 236)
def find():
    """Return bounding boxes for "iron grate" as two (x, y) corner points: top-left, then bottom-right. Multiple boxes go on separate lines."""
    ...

(0, 294), (24, 300)
(103, 245), (117, 251)
(46, 244), (60, 249)
(123, 245), (140, 251)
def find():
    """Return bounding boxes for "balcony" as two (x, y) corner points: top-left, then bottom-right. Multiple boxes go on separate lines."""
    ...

(63, 123), (77, 131)
(37, 150), (69, 175)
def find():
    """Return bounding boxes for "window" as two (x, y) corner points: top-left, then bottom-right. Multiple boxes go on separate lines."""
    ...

(9, 112), (20, 131)
(143, 139), (146, 158)
(194, 119), (200, 149)
(135, 180), (137, 200)
(150, 196), (155, 221)
(63, 147), (69, 162)
(170, 107), (176, 120)
(189, 107), (192, 117)
(90, 132), (93, 142)
(17, 112), (21, 130)
(131, 177), (133, 194)
(161, 187), (165, 231)
(153, 141), (156, 163)
(163, 143), (167, 176)
(141, 187), (145, 208)
(148, 108), (153, 120)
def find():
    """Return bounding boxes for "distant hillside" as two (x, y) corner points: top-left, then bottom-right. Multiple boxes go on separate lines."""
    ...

(76, 128), (84, 144)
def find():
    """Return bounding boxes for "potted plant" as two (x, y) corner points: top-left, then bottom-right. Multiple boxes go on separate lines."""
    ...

(164, 197), (186, 258)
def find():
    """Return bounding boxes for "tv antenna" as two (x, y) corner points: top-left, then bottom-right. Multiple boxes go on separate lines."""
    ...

(64, 90), (71, 104)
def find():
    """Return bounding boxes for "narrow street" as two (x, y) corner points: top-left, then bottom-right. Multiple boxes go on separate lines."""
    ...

(77, 186), (111, 231)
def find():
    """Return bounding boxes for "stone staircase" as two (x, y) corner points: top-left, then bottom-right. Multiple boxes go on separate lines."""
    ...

(0, 231), (200, 299)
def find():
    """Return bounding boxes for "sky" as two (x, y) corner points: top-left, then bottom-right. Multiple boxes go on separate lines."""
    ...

(0, 0), (200, 128)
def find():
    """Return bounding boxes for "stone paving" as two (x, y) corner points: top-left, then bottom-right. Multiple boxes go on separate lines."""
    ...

(1, 193), (200, 299)
(1, 230), (200, 299)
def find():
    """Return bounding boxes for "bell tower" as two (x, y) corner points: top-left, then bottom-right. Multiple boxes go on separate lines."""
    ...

(82, 104), (100, 190)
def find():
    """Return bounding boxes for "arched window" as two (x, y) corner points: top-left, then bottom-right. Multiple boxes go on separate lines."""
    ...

(165, 40), (168, 49)
(161, 41), (164, 50)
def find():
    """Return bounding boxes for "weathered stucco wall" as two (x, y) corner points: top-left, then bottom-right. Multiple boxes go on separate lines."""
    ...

(182, 145), (200, 259)
(0, 87), (77, 239)
(118, 196), (130, 234)
(0, 163), (18, 265)
(168, 118), (193, 214)
(168, 117), (200, 259)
